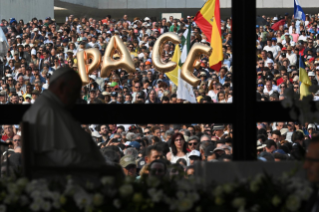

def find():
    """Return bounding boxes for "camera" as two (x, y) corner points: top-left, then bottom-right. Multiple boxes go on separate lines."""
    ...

(112, 138), (121, 143)
(281, 53), (286, 57)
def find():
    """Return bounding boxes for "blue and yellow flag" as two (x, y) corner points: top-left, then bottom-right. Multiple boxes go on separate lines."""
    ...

(299, 56), (312, 99)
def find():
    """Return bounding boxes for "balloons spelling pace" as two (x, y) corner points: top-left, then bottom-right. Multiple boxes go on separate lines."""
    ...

(76, 33), (212, 86)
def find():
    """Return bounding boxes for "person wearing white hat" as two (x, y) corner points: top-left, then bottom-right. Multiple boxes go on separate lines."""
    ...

(281, 33), (293, 46)
(88, 75), (96, 81)
(22, 66), (107, 168)
(308, 71), (315, 77)
(31, 28), (40, 40)
(65, 49), (77, 65)
(188, 150), (201, 165)
(308, 72), (316, 83)
(91, 131), (102, 144)
(308, 124), (316, 137)
(201, 39), (208, 44)
(24, 93), (32, 104)
(257, 141), (266, 154)
(286, 46), (297, 66)
(31, 49), (36, 56)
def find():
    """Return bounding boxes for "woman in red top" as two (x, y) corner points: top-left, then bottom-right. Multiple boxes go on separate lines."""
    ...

(1, 125), (15, 141)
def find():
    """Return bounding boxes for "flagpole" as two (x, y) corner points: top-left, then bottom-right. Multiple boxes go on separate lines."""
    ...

(303, 21), (308, 36)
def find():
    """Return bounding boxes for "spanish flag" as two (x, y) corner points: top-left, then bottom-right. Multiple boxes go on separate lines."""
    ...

(299, 56), (312, 99)
(194, 0), (223, 72)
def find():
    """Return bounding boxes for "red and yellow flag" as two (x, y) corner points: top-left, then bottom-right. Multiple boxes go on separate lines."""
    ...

(194, 0), (223, 72)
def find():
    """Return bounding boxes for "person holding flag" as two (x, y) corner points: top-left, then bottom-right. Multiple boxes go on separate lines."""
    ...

(193, 0), (223, 72)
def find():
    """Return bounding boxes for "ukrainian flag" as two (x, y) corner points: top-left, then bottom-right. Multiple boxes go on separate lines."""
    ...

(299, 56), (312, 99)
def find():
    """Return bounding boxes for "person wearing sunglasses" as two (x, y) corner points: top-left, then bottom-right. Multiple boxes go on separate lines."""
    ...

(143, 128), (150, 136)
(12, 135), (21, 149)
(257, 82), (264, 95)
(7, 60), (15, 70)
(18, 96), (24, 104)
(293, 84), (299, 94)
(187, 136), (199, 151)
(305, 39), (317, 56)
(279, 83), (287, 95)
(6, 77), (14, 90)
(4, 67), (11, 76)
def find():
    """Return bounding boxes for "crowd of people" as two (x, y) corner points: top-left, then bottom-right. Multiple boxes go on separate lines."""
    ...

(1, 12), (318, 176)
(0, 14), (233, 105)
(256, 13), (319, 101)
(256, 121), (317, 161)
(1, 120), (315, 178)
(0, 123), (233, 178)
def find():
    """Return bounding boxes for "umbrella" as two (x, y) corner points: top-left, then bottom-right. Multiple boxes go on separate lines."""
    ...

(256, 17), (267, 26)
(0, 27), (9, 57)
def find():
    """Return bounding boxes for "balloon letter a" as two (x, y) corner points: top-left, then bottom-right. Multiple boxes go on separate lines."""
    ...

(100, 35), (135, 78)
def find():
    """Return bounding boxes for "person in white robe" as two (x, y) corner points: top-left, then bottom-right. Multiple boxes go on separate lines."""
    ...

(22, 67), (107, 168)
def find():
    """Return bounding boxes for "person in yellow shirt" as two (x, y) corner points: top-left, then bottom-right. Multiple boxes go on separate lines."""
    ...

(66, 50), (77, 64)
(133, 40), (140, 54)
(128, 43), (138, 59)
(196, 89), (205, 103)
(23, 83), (33, 100)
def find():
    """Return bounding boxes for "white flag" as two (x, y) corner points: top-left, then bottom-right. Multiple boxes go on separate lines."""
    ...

(176, 24), (196, 103)
(0, 27), (9, 57)
(177, 68), (197, 103)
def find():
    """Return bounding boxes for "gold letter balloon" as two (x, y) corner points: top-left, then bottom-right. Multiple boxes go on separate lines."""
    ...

(152, 32), (181, 73)
(76, 33), (213, 87)
(100, 35), (135, 78)
(76, 48), (101, 85)
(181, 43), (212, 87)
